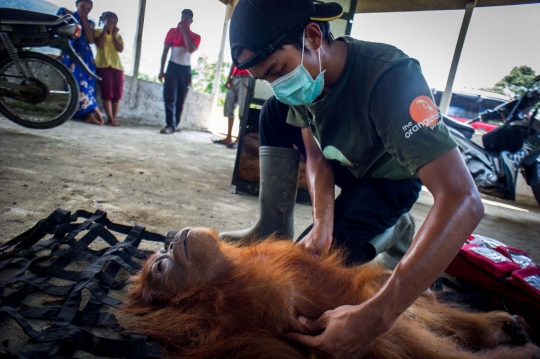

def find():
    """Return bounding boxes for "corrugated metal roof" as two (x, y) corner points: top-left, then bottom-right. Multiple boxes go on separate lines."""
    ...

(218, 0), (538, 13)
(355, 0), (538, 13)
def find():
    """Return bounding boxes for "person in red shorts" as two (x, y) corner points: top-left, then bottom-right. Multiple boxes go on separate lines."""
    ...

(158, 9), (201, 134)
(213, 64), (250, 148)
(94, 11), (124, 127)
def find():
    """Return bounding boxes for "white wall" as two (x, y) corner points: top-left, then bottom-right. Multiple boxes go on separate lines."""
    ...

(114, 75), (213, 131)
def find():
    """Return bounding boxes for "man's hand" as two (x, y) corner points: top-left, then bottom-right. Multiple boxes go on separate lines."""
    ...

(225, 78), (232, 90)
(296, 225), (333, 258)
(178, 22), (188, 34)
(286, 301), (392, 359)
(158, 71), (165, 83)
(112, 27), (119, 36)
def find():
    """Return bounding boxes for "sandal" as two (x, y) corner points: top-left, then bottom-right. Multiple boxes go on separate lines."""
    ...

(227, 143), (238, 149)
(213, 139), (231, 146)
(160, 126), (175, 134)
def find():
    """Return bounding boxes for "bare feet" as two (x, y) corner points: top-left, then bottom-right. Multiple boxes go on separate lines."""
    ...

(105, 121), (121, 127)
(84, 113), (102, 125)
(94, 108), (105, 125)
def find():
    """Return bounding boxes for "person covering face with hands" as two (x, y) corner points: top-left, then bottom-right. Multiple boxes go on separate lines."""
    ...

(94, 11), (124, 127)
(57, 0), (104, 125)
(159, 9), (201, 135)
(221, 0), (485, 358)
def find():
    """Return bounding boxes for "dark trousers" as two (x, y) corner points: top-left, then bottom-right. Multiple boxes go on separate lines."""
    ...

(163, 61), (191, 129)
(260, 96), (422, 263)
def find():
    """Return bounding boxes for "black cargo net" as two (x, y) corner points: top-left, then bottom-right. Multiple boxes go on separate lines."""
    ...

(0, 208), (169, 358)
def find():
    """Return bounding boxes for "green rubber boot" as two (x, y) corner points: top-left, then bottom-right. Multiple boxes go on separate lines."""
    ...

(219, 146), (300, 242)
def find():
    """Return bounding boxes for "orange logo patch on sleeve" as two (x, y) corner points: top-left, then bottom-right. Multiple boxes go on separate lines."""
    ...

(409, 96), (440, 127)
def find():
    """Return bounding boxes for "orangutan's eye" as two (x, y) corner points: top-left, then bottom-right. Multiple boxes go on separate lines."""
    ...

(153, 259), (164, 273)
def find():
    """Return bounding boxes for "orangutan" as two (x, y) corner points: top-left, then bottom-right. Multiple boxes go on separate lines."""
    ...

(124, 228), (540, 359)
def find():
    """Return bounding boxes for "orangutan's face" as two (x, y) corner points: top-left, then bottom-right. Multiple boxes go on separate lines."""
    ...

(139, 228), (231, 300)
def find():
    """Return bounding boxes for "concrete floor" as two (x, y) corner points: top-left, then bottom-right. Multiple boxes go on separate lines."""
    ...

(1, 119), (539, 264)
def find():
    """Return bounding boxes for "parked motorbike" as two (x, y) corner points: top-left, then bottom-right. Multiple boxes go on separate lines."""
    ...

(444, 75), (540, 206)
(0, 8), (99, 129)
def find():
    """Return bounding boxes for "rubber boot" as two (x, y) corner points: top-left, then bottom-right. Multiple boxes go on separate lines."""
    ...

(219, 146), (300, 242)
(369, 212), (416, 258)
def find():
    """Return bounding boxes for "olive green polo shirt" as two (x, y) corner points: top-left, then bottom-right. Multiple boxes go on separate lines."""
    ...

(287, 37), (457, 180)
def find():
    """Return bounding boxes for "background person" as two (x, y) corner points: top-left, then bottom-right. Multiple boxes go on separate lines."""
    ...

(95, 11), (124, 127)
(224, 0), (484, 357)
(213, 65), (250, 148)
(57, 1), (104, 125)
(158, 9), (201, 135)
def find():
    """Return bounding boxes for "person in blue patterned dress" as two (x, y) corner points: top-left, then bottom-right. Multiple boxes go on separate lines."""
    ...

(57, 1), (104, 125)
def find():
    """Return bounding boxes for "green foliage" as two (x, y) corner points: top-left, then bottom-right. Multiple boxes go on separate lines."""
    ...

(190, 56), (230, 101)
(138, 73), (159, 83)
(484, 66), (538, 99)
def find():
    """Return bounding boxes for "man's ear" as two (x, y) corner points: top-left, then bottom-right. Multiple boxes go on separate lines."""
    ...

(305, 22), (323, 51)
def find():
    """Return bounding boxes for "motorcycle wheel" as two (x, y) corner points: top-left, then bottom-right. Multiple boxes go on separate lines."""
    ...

(0, 51), (79, 129)
(532, 184), (540, 207)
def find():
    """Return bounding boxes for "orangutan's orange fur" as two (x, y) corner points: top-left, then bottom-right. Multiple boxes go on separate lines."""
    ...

(124, 228), (540, 359)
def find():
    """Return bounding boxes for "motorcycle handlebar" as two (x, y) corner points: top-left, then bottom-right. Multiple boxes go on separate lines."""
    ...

(1, 14), (76, 27)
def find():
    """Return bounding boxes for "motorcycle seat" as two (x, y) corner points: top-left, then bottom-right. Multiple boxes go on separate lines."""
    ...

(442, 115), (475, 140)
(0, 8), (59, 23)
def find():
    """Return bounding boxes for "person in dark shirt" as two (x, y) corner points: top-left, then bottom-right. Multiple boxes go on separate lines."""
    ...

(221, 0), (484, 357)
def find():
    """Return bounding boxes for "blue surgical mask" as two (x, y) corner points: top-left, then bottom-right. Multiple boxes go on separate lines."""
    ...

(270, 31), (325, 106)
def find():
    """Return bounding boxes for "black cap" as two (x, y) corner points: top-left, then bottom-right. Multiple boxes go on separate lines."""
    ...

(230, 0), (343, 70)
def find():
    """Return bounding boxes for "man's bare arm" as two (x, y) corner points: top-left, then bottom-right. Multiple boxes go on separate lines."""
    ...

(287, 148), (484, 358)
(296, 127), (336, 257)
(159, 44), (171, 82)
(373, 148), (484, 323)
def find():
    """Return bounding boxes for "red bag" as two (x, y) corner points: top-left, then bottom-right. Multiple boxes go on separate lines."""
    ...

(459, 244), (521, 278)
(495, 246), (538, 269)
(466, 234), (505, 249)
(511, 267), (540, 301)
(445, 234), (540, 340)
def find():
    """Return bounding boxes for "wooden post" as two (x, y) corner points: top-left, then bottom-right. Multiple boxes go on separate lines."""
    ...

(439, 0), (477, 115)
(129, 0), (147, 109)
(211, 3), (234, 109)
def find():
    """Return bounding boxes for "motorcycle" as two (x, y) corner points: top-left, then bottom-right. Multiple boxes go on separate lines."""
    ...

(444, 75), (540, 206)
(0, 8), (99, 129)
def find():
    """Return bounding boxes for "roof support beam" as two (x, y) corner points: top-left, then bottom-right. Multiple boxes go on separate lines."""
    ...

(439, 0), (477, 115)
(211, 3), (235, 108)
(131, 0), (146, 80)
(128, 0), (147, 108)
